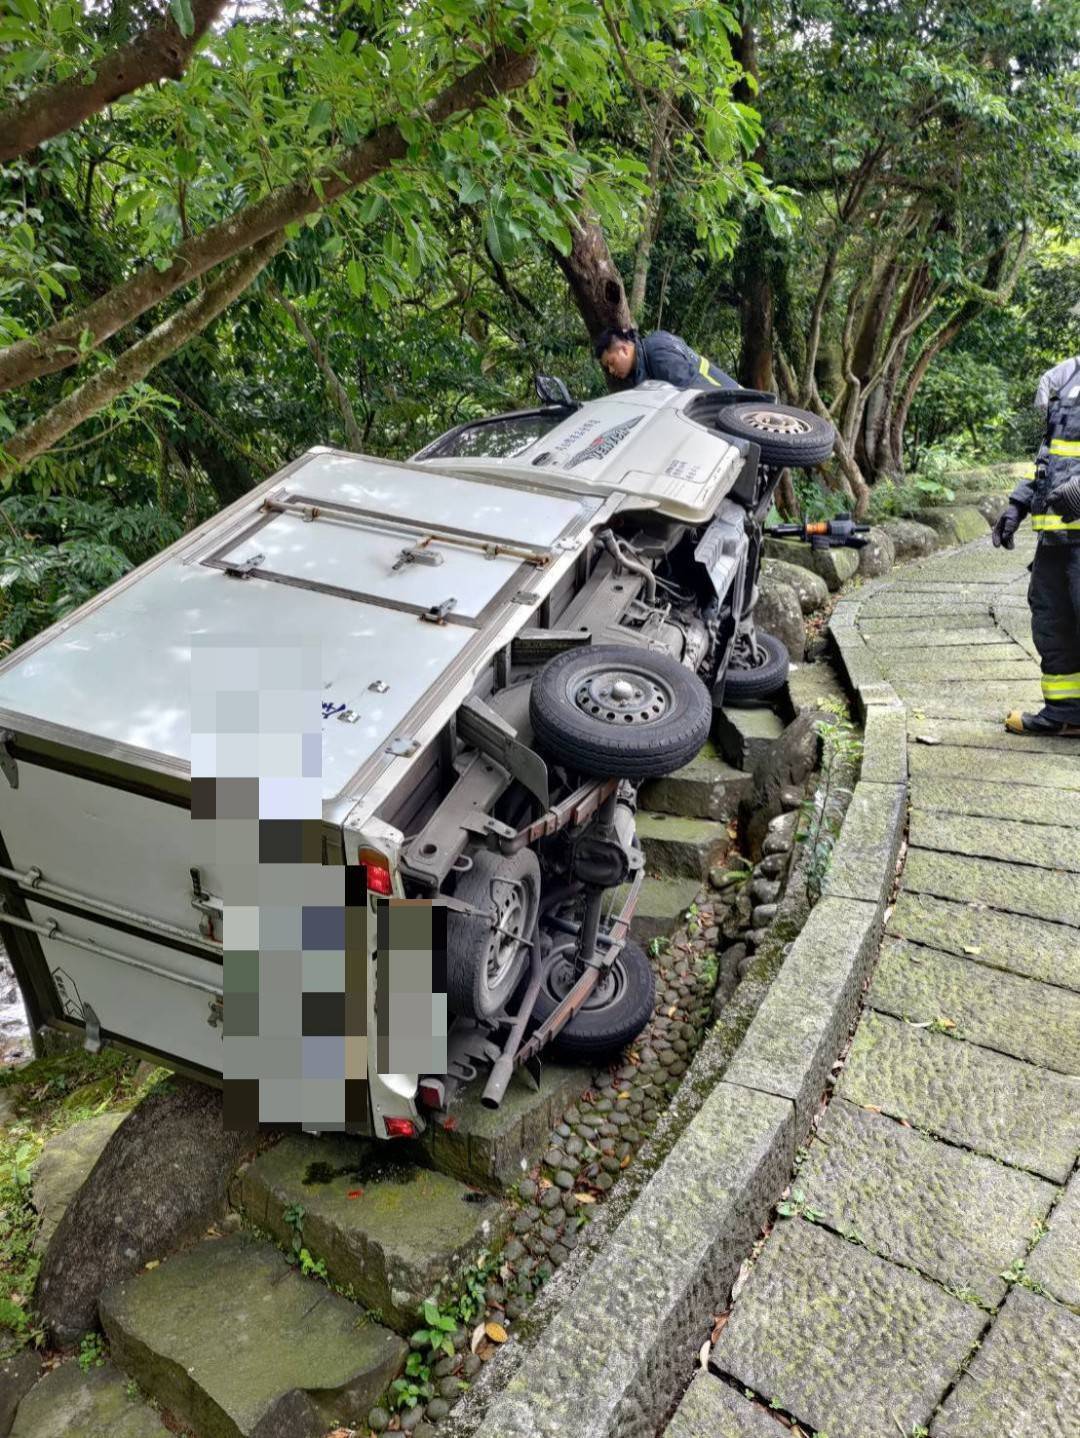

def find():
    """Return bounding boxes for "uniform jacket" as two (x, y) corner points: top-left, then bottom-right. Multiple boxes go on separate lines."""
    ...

(1010, 355), (1080, 546)
(631, 331), (737, 391)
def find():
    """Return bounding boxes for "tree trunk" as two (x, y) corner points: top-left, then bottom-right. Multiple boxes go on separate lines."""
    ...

(0, 0), (226, 163)
(0, 45), (538, 397)
(732, 10), (776, 392)
(2, 234), (282, 476)
(553, 213), (631, 346)
(268, 281), (365, 451)
(628, 91), (673, 321)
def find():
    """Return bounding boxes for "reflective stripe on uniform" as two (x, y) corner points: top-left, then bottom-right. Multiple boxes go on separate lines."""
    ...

(1042, 672), (1080, 699)
(698, 355), (722, 387)
(1048, 437), (1080, 457)
(1032, 513), (1080, 530)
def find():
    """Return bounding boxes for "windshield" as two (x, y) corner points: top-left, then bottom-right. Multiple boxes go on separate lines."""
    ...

(421, 410), (569, 461)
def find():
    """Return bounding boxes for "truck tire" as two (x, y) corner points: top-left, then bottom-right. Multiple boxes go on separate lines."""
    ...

(722, 632), (790, 705)
(712, 403), (835, 468)
(447, 847), (539, 1021)
(530, 644), (711, 779)
(531, 939), (654, 1060)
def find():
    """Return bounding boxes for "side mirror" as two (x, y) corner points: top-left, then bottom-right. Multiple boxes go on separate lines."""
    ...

(535, 374), (575, 408)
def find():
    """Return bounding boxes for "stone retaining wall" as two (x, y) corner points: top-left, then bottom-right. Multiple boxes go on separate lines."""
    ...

(461, 630), (909, 1438)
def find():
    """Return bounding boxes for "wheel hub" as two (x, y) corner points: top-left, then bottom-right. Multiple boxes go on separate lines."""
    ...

(575, 668), (670, 726)
(740, 408), (812, 436)
(484, 881), (526, 991)
(546, 953), (625, 1010)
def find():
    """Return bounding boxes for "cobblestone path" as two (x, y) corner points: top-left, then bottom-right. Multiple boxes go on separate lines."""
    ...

(671, 531), (1080, 1438)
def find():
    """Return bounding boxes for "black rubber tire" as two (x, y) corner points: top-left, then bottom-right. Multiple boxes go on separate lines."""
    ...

(712, 403), (835, 468)
(722, 632), (790, 705)
(446, 847), (539, 1021)
(531, 939), (655, 1060)
(529, 643), (712, 779)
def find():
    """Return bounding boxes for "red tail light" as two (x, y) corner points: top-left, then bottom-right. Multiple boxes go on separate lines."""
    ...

(357, 847), (393, 895)
(384, 1116), (417, 1139)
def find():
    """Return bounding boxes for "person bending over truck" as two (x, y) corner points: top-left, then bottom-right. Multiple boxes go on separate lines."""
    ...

(993, 352), (1080, 736)
(596, 327), (737, 391)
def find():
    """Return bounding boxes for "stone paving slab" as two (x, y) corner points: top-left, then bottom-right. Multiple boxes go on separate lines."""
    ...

(237, 1133), (508, 1331)
(907, 717), (1071, 754)
(99, 1235), (407, 1438)
(474, 1082), (794, 1438)
(868, 938), (1080, 1075)
(9, 1361), (172, 1438)
(1026, 1170), (1080, 1307)
(724, 897), (880, 1136)
(639, 740), (751, 821)
(418, 1059), (593, 1190)
(902, 554), (1033, 584)
(635, 812), (731, 879)
(710, 1219), (984, 1438)
(903, 849), (1080, 928)
(799, 1099), (1054, 1308)
(881, 657), (1038, 682)
(868, 631), (1018, 651)
(909, 775), (1080, 829)
(931, 1288), (1080, 1436)
(837, 1011), (1080, 1182)
(893, 690), (1046, 721)
(857, 613), (999, 633)
(908, 741), (1080, 791)
(909, 809), (1080, 873)
(860, 704), (908, 785)
(887, 894), (1080, 992)
(821, 781), (905, 907)
(860, 595), (992, 614)
(662, 1374), (785, 1438)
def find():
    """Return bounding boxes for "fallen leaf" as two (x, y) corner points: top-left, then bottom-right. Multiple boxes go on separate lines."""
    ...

(620, 1154), (632, 1168)
(730, 1258), (753, 1302)
(915, 734), (941, 745)
(470, 1322), (486, 1354)
(698, 1339), (710, 1368)
(710, 1312), (729, 1344)
(144, 1260), (160, 1270)
(440, 1115), (458, 1132)
(862, 1104), (883, 1113)
(617, 1090), (631, 1100)
(484, 1321), (508, 1344)
(936, 1016), (957, 1029)
(574, 1192), (596, 1204)
(667, 1005), (677, 1017)
(347, 1189), (364, 1199)
(962, 945), (982, 956)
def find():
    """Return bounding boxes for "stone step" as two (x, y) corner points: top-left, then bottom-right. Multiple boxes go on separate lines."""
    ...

(99, 1234), (406, 1438)
(637, 739), (750, 820)
(713, 705), (786, 771)
(30, 1111), (125, 1254)
(9, 1359), (171, 1438)
(234, 1133), (508, 1332)
(418, 1060), (594, 1192)
(635, 811), (730, 880)
(612, 875), (702, 948)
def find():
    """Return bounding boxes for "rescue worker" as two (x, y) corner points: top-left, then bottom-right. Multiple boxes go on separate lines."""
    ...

(993, 353), (1080, 736)
(595, 327), (737, 391)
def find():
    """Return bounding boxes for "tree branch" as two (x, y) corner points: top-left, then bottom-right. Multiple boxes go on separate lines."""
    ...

(0, 0), (226, 164)
(267, 280), (365, 451)
(0, 43), (538, 397)
(1, 234), (283, 477)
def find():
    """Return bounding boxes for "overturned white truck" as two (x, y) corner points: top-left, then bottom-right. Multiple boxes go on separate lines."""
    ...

(0, 380), (836, 1137)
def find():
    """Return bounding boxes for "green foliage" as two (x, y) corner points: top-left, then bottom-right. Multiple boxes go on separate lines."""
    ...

(77, 1331), (107, 1373)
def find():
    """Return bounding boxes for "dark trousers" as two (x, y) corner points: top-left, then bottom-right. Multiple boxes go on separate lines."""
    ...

(1029, 544), (1080, 723)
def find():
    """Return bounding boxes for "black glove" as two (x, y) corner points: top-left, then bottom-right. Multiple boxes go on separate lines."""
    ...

(992, 503), (1026, 550)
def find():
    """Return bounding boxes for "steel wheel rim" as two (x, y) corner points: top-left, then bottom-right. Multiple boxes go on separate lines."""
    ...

(483, 880), (528, 996)
(740, 408), (812, 436)
(546, 953), (628, 1012)
(571, 664), (673, 727)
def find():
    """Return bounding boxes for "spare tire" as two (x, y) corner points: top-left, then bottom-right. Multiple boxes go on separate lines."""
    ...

(712, 403), (835, 468)
(530, 643), (712, 779)
(531, 939), (654, 1061)
(721, 632), (790, 705)
(446, 847), (539, 1021)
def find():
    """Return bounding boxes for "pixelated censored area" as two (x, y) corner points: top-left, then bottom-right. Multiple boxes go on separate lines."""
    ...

(377, 900), (448, 1078)
(186, 639), (441, 1132)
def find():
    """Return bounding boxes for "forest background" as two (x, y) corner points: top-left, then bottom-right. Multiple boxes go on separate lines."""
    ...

(0, 0), (1077, 648)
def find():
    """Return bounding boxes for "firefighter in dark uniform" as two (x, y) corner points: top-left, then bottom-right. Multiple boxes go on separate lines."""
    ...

(993, 354), (1080, 736)
(595, 327), (737, 391)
